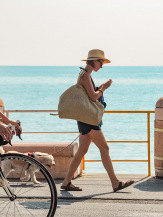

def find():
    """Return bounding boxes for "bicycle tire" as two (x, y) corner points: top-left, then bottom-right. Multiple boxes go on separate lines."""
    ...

(0, 153), (57, 217)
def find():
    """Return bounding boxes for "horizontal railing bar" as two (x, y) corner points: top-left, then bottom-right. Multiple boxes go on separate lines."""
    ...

(85, 160), (148, 162)
(5, 110), (155, 114)
(5, 110), (58, 113)
(22, 133), (148, 143)
(107, 141), (148, 143)
(105, 111), (155, 113)
(23, 132), (79, 134)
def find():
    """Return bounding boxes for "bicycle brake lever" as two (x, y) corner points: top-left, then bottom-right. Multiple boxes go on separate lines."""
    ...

(8, 140), (13, 146)
(17, 130), (22, 140)
(16, 120), (22, 140)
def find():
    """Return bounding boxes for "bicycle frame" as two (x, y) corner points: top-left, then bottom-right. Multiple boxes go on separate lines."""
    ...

(0, 155), (16, 201)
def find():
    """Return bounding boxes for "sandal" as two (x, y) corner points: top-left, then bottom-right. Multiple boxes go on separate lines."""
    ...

(61, 182), (82, 191)
(113, 179), (134, 192)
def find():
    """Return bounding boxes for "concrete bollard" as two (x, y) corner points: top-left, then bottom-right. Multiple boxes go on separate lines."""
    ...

(154, 97), (163, 178)
(0, 98), (5, 114)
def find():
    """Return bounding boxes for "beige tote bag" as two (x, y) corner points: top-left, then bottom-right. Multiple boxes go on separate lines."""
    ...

(58, 84), (104, 126)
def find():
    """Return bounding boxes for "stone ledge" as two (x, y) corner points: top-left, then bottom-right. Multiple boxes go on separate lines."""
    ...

(4, 142), (78, 157)
(3, 142), (81, 179)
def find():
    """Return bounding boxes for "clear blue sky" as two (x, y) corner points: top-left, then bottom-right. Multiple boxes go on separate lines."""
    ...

(0, 0), (163, 66)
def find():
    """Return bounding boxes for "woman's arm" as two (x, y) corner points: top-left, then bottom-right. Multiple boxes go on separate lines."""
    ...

(0, 112), (11, 125)
(0, 112), (22, 136)
(81, 74), (112, 102)
(99, 79), (112, 92)
(81, 73), (103, 101)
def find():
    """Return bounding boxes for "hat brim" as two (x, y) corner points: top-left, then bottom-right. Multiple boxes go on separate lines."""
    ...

(82, 58), (111, 64)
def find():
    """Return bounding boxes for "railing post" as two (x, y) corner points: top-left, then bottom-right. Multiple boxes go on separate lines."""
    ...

(147, 112), (151, 176)
(82, 156), (85, 172)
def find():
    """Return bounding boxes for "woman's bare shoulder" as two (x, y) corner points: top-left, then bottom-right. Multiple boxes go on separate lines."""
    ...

(78, 70), (90, 84)
(81, 73), (93, 89)
(82, 71), (90, 80)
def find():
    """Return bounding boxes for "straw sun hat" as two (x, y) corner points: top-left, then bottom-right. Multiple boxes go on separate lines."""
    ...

(82, 49), (111, 64)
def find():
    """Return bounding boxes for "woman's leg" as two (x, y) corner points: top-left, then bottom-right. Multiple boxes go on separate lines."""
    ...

(88, 129), (119, 189)
(62, 133), (91, 187)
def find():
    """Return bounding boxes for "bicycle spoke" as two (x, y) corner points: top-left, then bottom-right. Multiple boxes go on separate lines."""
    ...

(14, 200), (16, 217)
(6, 201), (11, 216)
(0, 200), (11, 213)
(0, 153), (57, 216)
(14, 201), (23, 217)
(13, 182), (34, 197)
(17, 184), (50, 197)
(0, 191), (8, 197)
(11, 162), (28, 195)
(18, 200), (42, 217)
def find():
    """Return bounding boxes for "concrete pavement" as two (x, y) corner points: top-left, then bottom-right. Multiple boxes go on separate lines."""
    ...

(54, 174), (163, 217)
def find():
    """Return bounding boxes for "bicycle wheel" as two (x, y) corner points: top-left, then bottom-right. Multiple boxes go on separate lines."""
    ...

(0, 153), (57, 217)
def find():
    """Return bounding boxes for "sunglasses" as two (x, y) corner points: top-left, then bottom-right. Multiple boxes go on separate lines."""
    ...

(97, 59), (104, 67)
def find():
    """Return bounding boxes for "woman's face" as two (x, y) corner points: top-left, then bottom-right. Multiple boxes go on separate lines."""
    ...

(93, 59), (104, 72)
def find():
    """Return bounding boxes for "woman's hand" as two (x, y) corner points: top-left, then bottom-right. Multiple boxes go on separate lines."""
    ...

(0, 123), (13, 141)
(9, 120), (22, 136)
(100, 79), (112, 91)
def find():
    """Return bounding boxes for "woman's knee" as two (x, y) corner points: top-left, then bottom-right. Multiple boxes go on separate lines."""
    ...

(99, 143), (109, 154)
(78, 146), (89, 155)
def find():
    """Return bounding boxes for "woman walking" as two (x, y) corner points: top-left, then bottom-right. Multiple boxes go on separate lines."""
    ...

(61, 49), (134, 192)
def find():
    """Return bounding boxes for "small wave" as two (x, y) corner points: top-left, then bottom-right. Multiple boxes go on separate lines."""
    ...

(94, 78), (163, 85)
(0, 77), (74, 85)
(115, 78), (163, 85)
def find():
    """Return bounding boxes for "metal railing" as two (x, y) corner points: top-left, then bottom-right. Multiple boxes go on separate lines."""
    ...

(5, 110), (155, 176)
(82, 111), (155, 176)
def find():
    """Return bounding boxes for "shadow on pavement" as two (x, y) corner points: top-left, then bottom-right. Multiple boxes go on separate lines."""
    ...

(133, 176), (163, 192)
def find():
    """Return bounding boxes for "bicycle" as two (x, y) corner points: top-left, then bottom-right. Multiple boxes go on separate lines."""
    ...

(0, 124), (57, 216)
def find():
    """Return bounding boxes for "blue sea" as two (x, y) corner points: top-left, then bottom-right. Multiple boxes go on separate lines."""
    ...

(0, 66), (163, 175)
